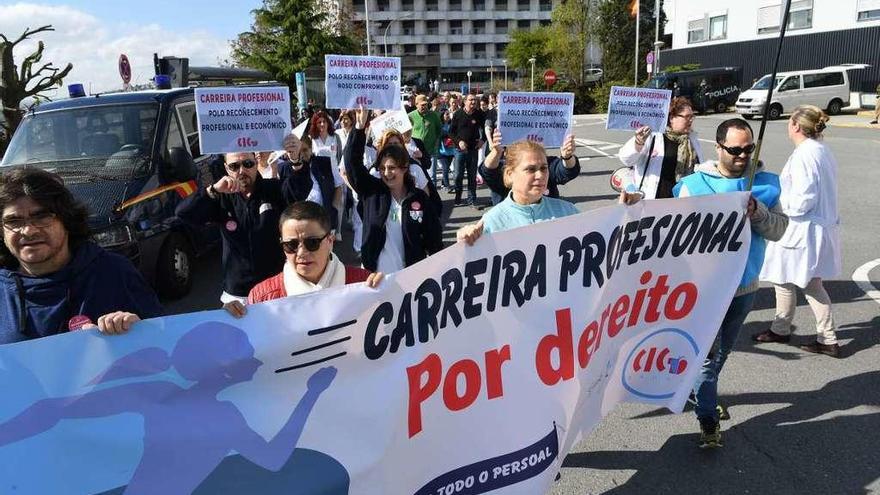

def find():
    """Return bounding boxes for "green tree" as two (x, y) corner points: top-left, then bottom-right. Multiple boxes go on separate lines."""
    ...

(0, 25), (72, 155)
(546, 0), (593, 86)
(231, 0), (359, 85)
(505, 27), (552, 74)
(595, 0), (664, 84)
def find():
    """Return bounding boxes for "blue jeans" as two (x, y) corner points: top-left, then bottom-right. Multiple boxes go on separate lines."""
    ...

(692, 291), (756, 422)
(453, 149), (478, 202)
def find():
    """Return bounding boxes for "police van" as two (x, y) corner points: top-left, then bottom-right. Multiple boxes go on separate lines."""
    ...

(736, 64), (870, 120)
(646, 67), (742, 114)
(0, 85), (219, 299)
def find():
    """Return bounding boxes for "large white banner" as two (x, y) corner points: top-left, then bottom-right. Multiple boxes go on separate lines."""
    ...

(0, 194), (750, 494)
(195, 86), (292, 154)
(606, 86), (672, 133)
(325, 55), (402, 111)
(497, 91), (574, 147)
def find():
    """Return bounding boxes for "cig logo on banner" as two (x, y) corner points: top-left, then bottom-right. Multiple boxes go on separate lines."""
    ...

(622, 328), (699, 399)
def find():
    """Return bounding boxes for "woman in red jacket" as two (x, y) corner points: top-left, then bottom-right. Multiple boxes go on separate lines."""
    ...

(224, 201), (383, 317)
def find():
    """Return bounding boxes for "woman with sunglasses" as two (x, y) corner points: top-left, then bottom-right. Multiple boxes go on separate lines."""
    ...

(756, 105), (841, 357)
(343, 106), (443, 274)
(617, 96), (704, 199)
(223, 201), (383, 317)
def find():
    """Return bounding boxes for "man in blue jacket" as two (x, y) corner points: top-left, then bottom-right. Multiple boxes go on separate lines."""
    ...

(0, 169), (162, 345)
(674, 118), (788, 449)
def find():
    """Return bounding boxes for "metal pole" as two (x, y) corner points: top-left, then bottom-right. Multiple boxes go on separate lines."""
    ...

(747, 0), (793, 190)
(490, 61), (494, 88)
(503, 60), (508, 90)
(634, 0), (640, 86)
(654, 0), (660, 76)
(529, 58), (536, 91)
(365, 0), (371, 55)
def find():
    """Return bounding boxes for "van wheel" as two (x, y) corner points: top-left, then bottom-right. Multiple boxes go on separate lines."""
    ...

(768, 104), (783, 120)
(715, 101), (728, 113)
(156, 233), (194, 300)
(827, 99), (843, 115)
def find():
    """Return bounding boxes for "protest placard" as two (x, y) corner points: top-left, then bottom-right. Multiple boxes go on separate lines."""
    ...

(325, 55), (401, 111)
(497, 91), (574, 147)
(369, 109), (413, 140)
(194, 87), (292, 154)
(0, 193), (751, 495)
(606, 86), (672, 132)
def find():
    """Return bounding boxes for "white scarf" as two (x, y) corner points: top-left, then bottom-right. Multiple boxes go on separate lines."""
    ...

(282, 254), (346, 296)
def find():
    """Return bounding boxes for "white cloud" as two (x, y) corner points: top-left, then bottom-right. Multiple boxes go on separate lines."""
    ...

(0, 3), (233, 100)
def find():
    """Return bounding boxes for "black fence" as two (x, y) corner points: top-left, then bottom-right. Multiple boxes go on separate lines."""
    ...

(660, 25), (880, 95)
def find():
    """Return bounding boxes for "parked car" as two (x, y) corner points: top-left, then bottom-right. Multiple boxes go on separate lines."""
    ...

(736, 64), (871, 120)
(647, 66), (742, 114)
(0, 87), (220, 299)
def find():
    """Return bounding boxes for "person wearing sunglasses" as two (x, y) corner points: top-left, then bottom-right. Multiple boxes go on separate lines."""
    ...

(343, 106), (443, 274)
(617, 96), (704, 199)
(672, 118), (788, 449)
(223, 201), (383, 317)
(176, 151), (296, 306)
(278, 135), (343, 240)
(0, 169), (162, 344)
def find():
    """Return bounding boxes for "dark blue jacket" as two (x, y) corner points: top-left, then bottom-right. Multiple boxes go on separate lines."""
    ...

(479, 155), (582, 205)
(344, 128), (443, 272)
(277, 155), (339, 225)
(0, 242), (162, 345)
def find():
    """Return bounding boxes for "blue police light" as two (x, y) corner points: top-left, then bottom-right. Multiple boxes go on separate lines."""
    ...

(154, 74), (172, 89)
(68, 84), (86, 98)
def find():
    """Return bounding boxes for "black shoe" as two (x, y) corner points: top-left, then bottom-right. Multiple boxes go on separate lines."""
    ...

(698, 418), (723, 449)
(454, 198), (463, 206)
(753, 329), (791, 343)
(799, 342), (840, 358)
(870, 120), (879, 125)
(447, 188), (458, 195)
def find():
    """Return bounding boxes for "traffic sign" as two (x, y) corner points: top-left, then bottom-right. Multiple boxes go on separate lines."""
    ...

(646, 51), (655, 65)
(118, 54), (132, 85)
(467, 70), (473, 77)
(543, 69), (557, 88)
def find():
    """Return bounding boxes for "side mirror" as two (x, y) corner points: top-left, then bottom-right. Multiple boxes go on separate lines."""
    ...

(166, 147), (196, 182)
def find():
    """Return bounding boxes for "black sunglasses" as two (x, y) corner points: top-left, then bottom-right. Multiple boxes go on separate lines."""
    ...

(280, 233), (329, 253)
(718, 143), (756, 156)
(226, 159), (256, 172)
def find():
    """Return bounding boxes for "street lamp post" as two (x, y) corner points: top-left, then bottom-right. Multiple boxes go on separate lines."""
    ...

(653, 40), (664, 77)
(383, 13), (413, 57)
(528, 57), (536, 92)
(365, 0), (372, 55)
(467, 70), (472, 93)
(502, 59), (508, 90)
(489, 61), (494, 88)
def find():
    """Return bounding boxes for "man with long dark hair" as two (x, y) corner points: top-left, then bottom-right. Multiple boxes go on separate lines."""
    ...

(0, 169), (162, 344)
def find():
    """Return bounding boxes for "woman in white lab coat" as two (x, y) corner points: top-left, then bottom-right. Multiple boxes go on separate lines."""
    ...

(617, 96), (704, 199)
(755, 105), (841, 357)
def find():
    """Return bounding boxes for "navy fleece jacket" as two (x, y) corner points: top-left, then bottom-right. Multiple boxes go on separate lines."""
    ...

(0, 242), (162, 345)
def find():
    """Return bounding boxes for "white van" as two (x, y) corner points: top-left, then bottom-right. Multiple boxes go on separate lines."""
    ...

(736, 64), (869, 120)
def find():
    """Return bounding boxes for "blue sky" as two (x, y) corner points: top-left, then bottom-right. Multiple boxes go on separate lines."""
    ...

(0, 2), (264, 96)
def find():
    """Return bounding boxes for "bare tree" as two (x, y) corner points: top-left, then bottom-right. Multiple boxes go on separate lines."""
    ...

(0, 25), (73, 155)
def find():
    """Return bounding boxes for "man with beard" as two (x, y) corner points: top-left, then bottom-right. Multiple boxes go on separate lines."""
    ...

(176, 151), (292, 305)
(674, 118), (788, 449)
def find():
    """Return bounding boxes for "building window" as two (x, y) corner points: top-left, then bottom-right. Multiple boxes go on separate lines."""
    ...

(449, 0), (462, 9)
(539, 19), (551, 27)
(495, 20), (508, 33)
(858, 0), (880, 20)
(404, 44), (417, 55)
(426, 0), (438, 9)
(474, 0), (486, 9)
(401, 20), (415, 35)
(709, 14), (727, 39)
(402, 0), (414, 9)
(517, 19), (531, 29)
(539, 0), (552, 11)
(473, 43), (487, 59)
(473, 20), (486, 34)
(426, 20), (439, 35)
(687, 18), (706, 43)
(427, 43), (440, 55)
(518, 0), (531, 11)
(377, 0), (390, 9)
(449, 20), (463, 35)
(450, 43), (463, 59)
(352, 0), (365, 11)
(758, 1), (812, 34)
(496, 43), (508, 57)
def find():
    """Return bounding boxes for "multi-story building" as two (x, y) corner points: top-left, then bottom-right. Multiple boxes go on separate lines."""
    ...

(348, 0), (559, 90)
(660, 0), (880, 96)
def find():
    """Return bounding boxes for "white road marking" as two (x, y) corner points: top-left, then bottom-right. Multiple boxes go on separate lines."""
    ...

(598, 144), (621, 151)
(575, 139), (618, 159)
(852, 258), (880, 306)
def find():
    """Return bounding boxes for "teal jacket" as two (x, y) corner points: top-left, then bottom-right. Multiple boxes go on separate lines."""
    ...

(482, 192), (579, 234)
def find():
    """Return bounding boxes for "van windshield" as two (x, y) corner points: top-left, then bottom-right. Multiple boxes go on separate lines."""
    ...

(750, 75), (784, 91)
(1, 103), (158, 180)
(645, 75), (669, 89)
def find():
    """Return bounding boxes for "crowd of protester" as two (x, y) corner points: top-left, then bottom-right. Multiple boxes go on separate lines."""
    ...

(0, 86), (842, 451)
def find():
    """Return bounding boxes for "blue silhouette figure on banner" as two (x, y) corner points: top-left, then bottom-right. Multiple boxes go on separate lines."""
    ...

(0, 322), (348, 495)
